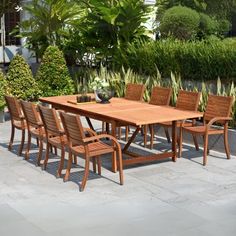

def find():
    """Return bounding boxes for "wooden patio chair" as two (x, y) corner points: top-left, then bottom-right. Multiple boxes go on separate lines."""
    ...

(124, 83), (145, 101)
(60, 111), (124, 191)
(155, 90), (201, 149)
(179, 94), (234, 165)
(144, 86), (172, 148)
(5, 96), (26, 155)
(38, 105), (68, 177)
(120, 83), (145, 140)
(103, 83), (145, 139)
(20, 100), (45, 166)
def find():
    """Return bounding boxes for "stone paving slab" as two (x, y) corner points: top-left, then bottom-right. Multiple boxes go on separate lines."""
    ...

(0, 118), (236, 236)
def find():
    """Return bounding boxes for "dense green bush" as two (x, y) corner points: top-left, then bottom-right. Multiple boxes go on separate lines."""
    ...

(198, 13), (218, 39)
(0, 70), (8, 110)
(36, 45), (75, 96)
(121, 39), (236, 81)
(6, 55), (40, 101)
(160, 6), (200, 40)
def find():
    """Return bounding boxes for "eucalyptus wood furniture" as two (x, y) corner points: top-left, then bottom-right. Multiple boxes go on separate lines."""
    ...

(39, 95), (203, 172)
(21, 100), (45, 165)
(179, 95), (234, 165)
(120, 83), (145, 140)
(156, 90), (201, 150)
(144, 86), (172, 148)
(38, 105), (68, 177)
(5, 96), (26, 155)
(60, 111), (124, 191)
(102, 83), (145, 139)
(124, 83), (145, 101)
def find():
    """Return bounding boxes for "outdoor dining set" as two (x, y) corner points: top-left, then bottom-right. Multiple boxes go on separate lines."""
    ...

(4, 83), (234, 191)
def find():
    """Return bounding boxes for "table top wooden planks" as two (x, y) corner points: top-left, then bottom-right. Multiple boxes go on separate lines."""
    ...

(39, 95), (203, 126)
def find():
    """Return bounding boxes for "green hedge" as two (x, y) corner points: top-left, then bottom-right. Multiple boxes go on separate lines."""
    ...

(122, 38), (236, 81)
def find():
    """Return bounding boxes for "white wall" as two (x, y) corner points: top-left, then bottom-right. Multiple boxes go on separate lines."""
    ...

(20, 0), (36, 63)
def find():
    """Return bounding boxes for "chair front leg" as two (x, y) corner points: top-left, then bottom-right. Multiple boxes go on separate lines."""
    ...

(192, 134), (199, 151)
(164, 127), (171, 143)
(18, 129), (25, 156)
(178, 126), (183, 158)
(64, 151), (73, 182)
(143, 125), (147, 148)
(43, 142), (50, 170)
(37, 139), (43, 166)
(73, 155), (77, 165)
(203, 134), (209, 166)
(224, 124), (230, 159)
(92, 158), (97, 173)
(57, 146), (65, 178)
(116, 147), (124, 185)
(149, 124), (154, 149)
(8, 123), (15, 151)
(25, 132), (31, 160)
(125, 126), (129, 142)
(81, 155), (90, 191)
(97, 156), (101, 175)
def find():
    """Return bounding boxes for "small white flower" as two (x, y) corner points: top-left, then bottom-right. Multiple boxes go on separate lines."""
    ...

(15, 5), (23, 12)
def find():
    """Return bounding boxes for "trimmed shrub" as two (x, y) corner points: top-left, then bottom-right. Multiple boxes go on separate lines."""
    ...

(0, 70), (8, 110)
(36, 45), (75, 97)
(121, 39), (236, 81)
(160, 6), (200, 40)
(198, 13), (218, 39)
(6, 54), (40, 101)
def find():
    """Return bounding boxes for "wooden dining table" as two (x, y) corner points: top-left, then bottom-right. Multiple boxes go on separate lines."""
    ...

(39, 94), (203, 172)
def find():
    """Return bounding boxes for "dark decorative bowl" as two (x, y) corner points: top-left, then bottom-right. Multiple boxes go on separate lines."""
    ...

(96, 89), (114, 103)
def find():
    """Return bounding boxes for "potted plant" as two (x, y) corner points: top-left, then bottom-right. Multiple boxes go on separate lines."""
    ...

(0, 69), (8, 122)
(90, 77), (113, 103)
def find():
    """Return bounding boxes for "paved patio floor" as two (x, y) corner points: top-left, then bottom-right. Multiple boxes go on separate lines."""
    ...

(0, 118), (236, 236)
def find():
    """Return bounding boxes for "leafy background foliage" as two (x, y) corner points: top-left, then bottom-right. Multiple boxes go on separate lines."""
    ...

(160, 6), (200, 40)
(120, 39), (236, 81)
(0, 70), (8, 110)
(6, 55), (40, 101)
(17, 0), (82, 59)
(36, 46), (75, 97)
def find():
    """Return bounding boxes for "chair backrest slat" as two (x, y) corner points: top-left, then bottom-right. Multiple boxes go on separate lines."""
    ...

(204, 95), (234, 123)
(149, 86), (172, 106)
(125, 83), (145, 101)
(38, 105), (62, 136)
(60, 112), (85, 145)
(5, 96), (23, 121)
(176, 90), (201, 111)
(21, 100), (41, 128)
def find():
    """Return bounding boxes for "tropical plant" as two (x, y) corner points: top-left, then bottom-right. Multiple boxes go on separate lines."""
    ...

(0, 70), (8, 110)
(6, 54), (40, 101)
(36, 45), (75, 97)
(17, 0), (83, 59)
(79, 0), (151, 66)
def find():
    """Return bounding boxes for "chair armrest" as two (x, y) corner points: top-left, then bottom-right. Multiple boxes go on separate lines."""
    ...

(58, 129), (65, 135)
(83, 134), (121, 148)
(83, 128), (97, 137)
(207, 117), (232, 128)
(36, 121), (44, 127)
